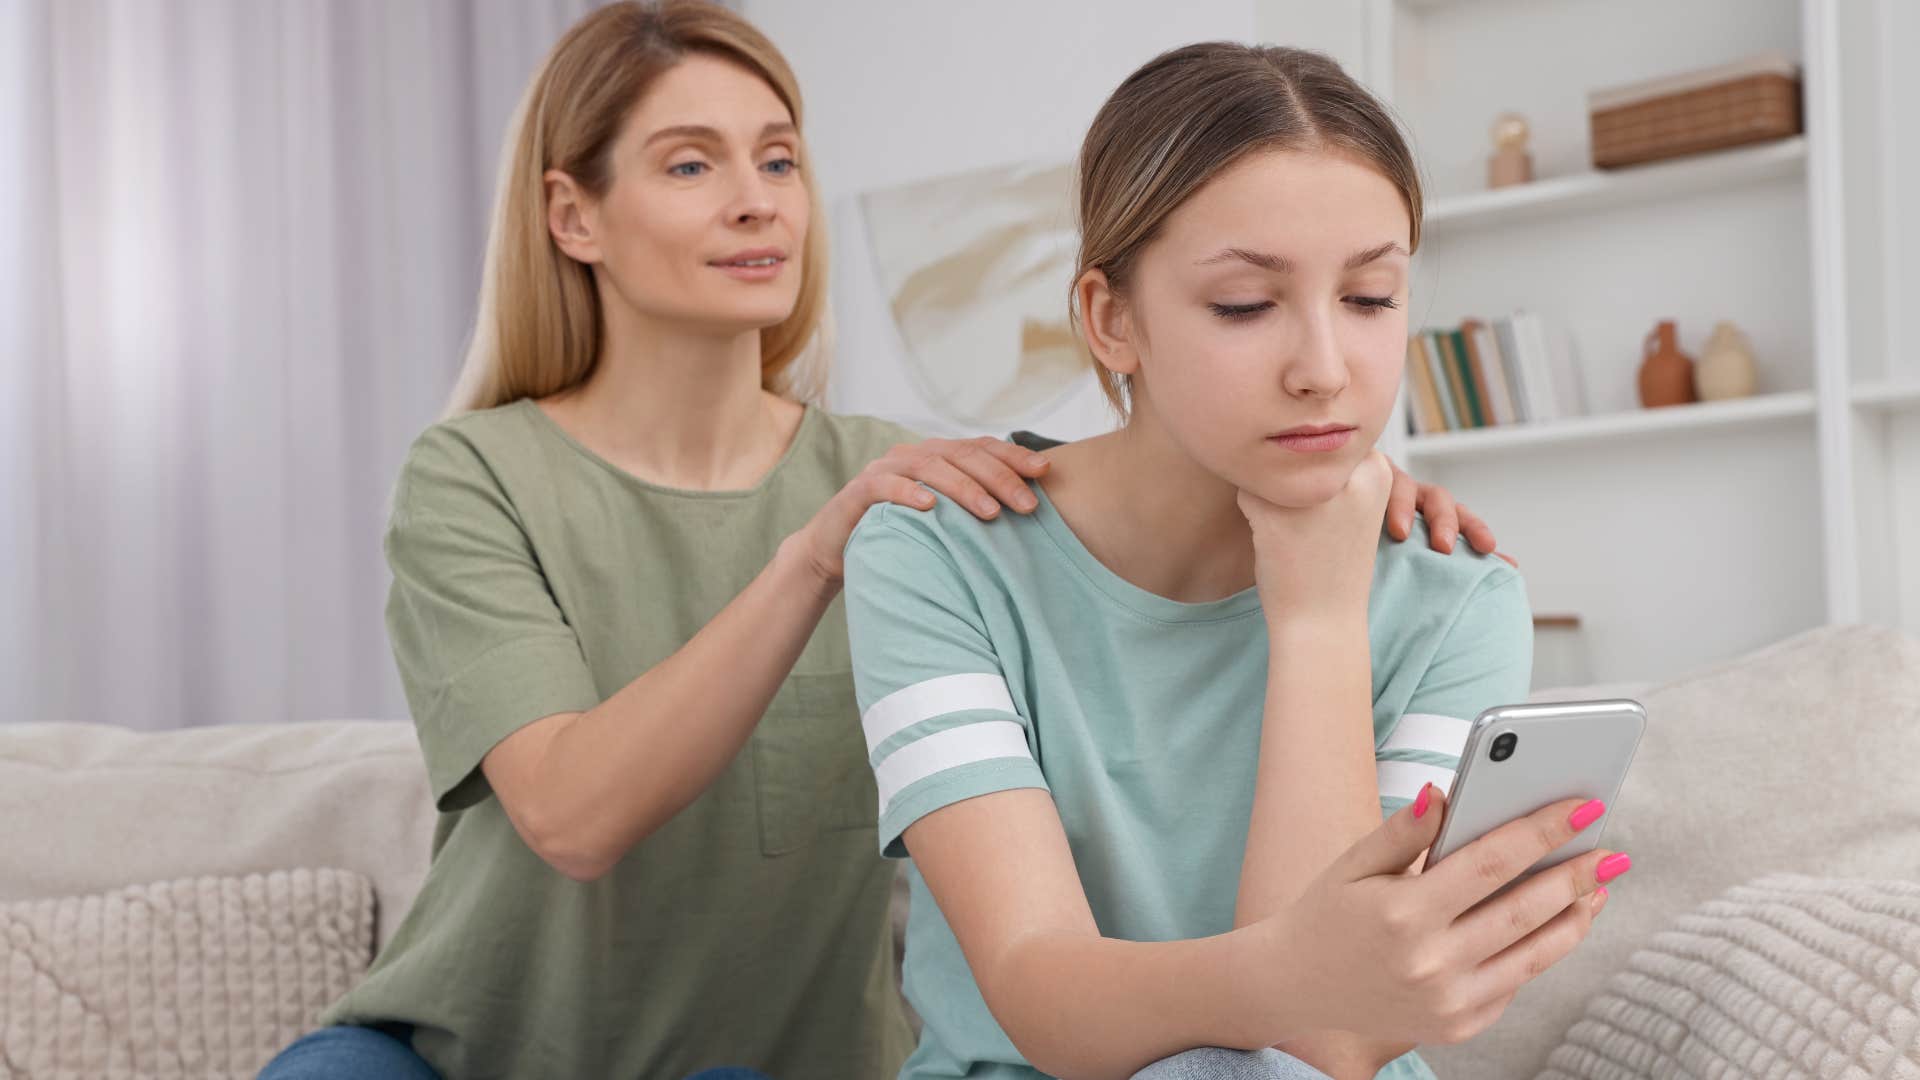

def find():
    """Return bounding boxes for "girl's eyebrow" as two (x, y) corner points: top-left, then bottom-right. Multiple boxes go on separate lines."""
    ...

(642, 121), (797, 148)
(1195, 241), (1409, 273)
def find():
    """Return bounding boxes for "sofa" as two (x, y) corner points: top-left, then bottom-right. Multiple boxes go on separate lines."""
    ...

(3, 624), (1918, 1078)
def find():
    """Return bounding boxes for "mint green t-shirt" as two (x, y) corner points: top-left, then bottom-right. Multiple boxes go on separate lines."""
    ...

(841, 483), (1532, 1080)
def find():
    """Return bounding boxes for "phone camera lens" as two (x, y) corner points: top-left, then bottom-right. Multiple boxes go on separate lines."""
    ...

(1490, 732), (1518, 762)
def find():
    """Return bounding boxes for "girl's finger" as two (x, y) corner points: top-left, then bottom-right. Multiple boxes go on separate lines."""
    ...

(950, 441), (1039, 513)
(909, 455), (1001, 520)
(1416, 484), (1459, 553)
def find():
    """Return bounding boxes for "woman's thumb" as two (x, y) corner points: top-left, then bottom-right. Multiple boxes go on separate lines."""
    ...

(1339, 783), (1447, 881)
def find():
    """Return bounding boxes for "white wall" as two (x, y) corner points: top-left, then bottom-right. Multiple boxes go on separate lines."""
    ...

(747, 0), (1260, 441)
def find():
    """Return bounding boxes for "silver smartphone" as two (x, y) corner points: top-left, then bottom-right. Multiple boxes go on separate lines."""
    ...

(1423, 699), (1646, 885)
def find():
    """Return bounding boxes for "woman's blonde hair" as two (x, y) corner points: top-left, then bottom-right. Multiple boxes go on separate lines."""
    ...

(446, 0), (828, 416)
(1072, 43), (1423, 416)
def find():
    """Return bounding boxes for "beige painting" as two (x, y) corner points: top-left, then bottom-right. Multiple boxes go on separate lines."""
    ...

(860, 160), (1089, 429)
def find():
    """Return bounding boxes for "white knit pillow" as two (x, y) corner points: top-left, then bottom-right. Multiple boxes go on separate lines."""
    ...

(0, 868), (375, 1078)
(1541, 875), (1920, 1080)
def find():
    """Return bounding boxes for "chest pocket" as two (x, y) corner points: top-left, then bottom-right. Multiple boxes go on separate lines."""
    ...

(752, 671), (879, 856)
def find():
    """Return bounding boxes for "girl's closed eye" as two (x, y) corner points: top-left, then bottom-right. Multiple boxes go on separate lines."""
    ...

(1346, 294), (1400, 315)
(1208, 300), (1274, 320)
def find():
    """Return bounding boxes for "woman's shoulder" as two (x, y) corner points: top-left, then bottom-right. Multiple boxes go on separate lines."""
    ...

(807, 408), (922, 459)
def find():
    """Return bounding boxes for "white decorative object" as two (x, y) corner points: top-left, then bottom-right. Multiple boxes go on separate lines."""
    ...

(1695, 320), (1760, 401)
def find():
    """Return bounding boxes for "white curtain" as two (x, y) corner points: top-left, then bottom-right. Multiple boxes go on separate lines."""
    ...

(0, 0), (599, 730)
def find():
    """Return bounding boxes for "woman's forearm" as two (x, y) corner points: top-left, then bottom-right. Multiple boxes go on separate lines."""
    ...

(1235, 615), (1382, 924)
(525, 535), (839, 876)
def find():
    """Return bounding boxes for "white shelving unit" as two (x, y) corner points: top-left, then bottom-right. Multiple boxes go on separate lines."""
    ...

(1332, 0), (1919, 686)
(1406, 392), (1816, 463)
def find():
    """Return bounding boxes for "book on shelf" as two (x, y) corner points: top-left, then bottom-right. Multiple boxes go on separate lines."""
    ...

(1403, 312), (1587, 435)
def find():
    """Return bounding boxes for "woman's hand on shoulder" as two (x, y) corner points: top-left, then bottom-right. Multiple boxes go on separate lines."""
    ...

(1383, 458), (1515, 567)
(796, 436), (1052, 587)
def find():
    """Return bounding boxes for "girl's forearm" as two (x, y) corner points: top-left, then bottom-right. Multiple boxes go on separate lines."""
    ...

(1235, 615), (1382, 924)
(989, 920), (1312, 1079)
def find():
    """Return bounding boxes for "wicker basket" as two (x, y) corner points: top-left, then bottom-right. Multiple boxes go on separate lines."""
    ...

(1589, 51), (1802, 169)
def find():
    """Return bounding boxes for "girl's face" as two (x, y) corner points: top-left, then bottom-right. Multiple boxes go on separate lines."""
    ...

(552, 53), (809, 333)
(1113, 148), (1411, 508)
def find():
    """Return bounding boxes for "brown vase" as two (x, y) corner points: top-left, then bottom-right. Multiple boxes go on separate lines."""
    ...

(1637, 320), (1697, 408)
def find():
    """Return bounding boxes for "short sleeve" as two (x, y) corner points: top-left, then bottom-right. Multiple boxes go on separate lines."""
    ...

(842, 505), (1049, 857)
(384, 427), (602, 812)
(1374, 568), (1533, 815)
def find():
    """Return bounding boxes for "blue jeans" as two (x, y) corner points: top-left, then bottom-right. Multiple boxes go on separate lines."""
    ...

(1132, 1047), (1334, 1079)
(257, 1024), (439, 1079)
(256, 1032), (772, 1080)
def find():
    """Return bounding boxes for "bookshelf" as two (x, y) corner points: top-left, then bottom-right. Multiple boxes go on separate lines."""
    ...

(1316, 0), (1920, 688)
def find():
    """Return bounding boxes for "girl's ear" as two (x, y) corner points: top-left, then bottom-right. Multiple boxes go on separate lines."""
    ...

(545, 169), (602, 265)
(1076, 267), (1140, 381)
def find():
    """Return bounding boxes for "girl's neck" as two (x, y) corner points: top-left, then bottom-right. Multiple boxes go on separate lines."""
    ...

(540, 287), (803, 492)
(1041, 399), (1256, 604)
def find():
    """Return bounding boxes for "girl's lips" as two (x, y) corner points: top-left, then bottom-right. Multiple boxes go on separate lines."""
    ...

(1268, 427), (1355, 453)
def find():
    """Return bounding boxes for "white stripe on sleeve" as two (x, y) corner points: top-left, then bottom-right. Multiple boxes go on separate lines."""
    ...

(873, 719), (1033, 814)
(1378, 713), (1471, 758)
(1377, 760), (1457, 804)
(861, 673), (1016, 754)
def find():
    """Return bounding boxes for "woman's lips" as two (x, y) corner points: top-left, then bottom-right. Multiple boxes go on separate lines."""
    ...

(1267, 427), (1356, 453)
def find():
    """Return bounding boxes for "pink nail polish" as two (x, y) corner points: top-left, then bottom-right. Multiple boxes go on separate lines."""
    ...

(1568, 799), (1607, 832)
(1413, 783), (1432, 819)
(1596, 852), (1632, 884)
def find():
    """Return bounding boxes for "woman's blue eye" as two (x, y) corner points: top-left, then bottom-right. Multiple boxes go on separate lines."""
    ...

(1209, 301), (1273, 320)
(763, 157), (797, 176)
(669, 161), (707, 177)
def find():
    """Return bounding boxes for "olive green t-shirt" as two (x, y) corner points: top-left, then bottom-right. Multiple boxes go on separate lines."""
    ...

(321, 398), (919, 1079)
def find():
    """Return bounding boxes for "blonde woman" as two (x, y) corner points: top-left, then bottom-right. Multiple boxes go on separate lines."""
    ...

(258, 6), (1500, 1079)
(842, 43), (1619, 1080)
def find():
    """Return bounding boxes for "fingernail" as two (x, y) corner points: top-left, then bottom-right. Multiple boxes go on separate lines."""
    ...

(1016, 496), (1037, 512)
(1028, 455), (1048, 469)
(1593, 887), (1609, 914)
(1568, 799), (1607, 832)
(1413, 783), (1432, 819)
(1596, 852), (1632, 884)
(978, 499), (998, 515)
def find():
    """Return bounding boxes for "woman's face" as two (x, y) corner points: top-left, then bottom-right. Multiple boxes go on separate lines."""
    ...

(1119, 148), (1411, 508)
(556, 53), (810, 332)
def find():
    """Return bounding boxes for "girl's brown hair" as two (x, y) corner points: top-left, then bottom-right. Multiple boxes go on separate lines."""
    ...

(446, 0), (827, 415)
(1071, 43), (1423, 415)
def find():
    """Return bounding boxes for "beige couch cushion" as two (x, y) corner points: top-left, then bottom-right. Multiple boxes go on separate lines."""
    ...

(1422, 625), (1920, 1079)
(1540, 874), (1920, 1080)
(0, 868), (375, 1078)
(0, 720), (432, 951)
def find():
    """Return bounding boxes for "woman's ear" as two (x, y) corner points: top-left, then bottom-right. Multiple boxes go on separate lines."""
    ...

(545, 169), (601, 265)
(1075, 267), (1140, 381)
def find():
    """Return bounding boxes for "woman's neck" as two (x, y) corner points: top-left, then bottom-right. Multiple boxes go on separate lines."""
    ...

(1041, 400), (1256, 604)
(540, 290), (803, 491)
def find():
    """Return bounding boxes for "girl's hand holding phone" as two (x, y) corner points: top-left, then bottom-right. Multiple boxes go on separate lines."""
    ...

(1253, 785), (1623, 1048)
